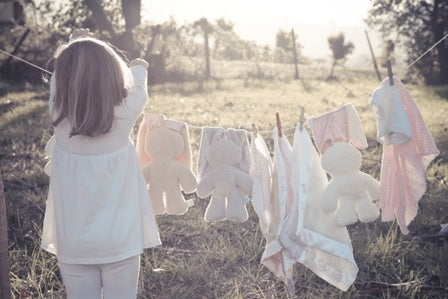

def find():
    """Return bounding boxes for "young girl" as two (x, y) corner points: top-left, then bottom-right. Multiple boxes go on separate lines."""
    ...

(41, 29), (161, 299)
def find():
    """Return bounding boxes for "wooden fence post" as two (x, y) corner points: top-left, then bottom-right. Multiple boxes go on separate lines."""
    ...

(364, 30), (382, 82)
(0, 171), (11, 299)
(202, 18), (211, 80)
(291, 28), (299, 79)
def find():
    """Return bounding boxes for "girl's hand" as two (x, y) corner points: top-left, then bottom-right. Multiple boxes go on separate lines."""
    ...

(69, 28), (93, 42)
(130, 58), (149, 70)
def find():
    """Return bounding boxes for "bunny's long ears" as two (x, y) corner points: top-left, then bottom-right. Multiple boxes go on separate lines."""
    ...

(197, 127), (251, 181)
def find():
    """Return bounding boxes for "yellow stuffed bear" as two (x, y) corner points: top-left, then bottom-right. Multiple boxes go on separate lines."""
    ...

(137, 114), (197, 215)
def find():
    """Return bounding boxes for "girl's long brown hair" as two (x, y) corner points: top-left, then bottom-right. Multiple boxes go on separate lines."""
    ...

(52, 38), (128, 137)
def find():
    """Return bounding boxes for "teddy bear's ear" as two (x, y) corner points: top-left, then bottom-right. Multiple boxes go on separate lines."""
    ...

(198, 127), (221, 180)
(222, 129), (251, 173)
(178, 123), (193, 170)
(234, 129), (251, 173)
(225, 130), (240, 145)
(145, 114), (166, 131)
(211, 128), (225, 144)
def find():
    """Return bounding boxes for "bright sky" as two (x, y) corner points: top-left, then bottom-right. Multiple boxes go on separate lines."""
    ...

(142, 0), (377, 62)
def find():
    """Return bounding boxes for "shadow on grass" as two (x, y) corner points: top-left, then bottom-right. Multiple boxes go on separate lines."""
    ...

(299, 78), (315, 92)
(0, 104), (49, 145)
(433, 85), (448, 101)
(432, 128), (448, 162)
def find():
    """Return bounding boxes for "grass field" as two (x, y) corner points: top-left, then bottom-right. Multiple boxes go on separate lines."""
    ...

(1, 63), (448, 298)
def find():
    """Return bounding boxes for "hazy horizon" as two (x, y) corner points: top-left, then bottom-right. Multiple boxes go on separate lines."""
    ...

(142, 0), (388, 67)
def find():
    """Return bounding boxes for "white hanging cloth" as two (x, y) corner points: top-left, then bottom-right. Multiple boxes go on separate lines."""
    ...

(250, 132), (273, 238)
(251, 128), (295, 295)
(277, 124), (358, 291)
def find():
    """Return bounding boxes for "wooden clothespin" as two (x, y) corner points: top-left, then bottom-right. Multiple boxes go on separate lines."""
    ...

(252, 123), (258, 135)
(275, 112), (283, 137)
(387, 58), (394, 86)
(299, 107), (305, 131)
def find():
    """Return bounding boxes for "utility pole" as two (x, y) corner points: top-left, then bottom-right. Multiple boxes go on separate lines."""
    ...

(194, 18), (212, 80)
(291, 29), (299, 79)
(365, 30), (382, 82)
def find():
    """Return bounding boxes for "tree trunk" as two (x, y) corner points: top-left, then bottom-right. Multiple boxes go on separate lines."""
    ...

(291, 29), (299, 80)
(329, 60), (337, 78)
(364, 30), (382, 82)
(145, 25), (160, 56)
(0, 171), (11, 299)
(121, 0), (140, 32)
(203, 19), (211, 80)
(431, 0), (448, 84)
(438, 47), (448, 85)
(83, 0), (115, 36)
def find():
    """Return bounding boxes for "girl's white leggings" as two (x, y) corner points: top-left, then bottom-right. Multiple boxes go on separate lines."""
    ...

(58, 255), (140, 299)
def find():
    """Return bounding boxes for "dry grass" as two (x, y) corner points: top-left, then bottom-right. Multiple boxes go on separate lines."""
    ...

(1, 63), (448, 298)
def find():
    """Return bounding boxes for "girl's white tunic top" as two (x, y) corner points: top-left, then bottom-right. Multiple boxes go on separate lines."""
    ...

(41, 65), (161, 264)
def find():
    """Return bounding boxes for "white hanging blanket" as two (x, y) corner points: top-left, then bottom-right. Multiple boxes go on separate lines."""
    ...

(251, 128), (295, 295)
(277, 125), (358, 291)
(251, 125), (358, 292)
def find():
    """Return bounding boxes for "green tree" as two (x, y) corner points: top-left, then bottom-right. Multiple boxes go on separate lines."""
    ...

(327, 32), (354, 78)
(366, 0), (448, 85)
(274, 29), (303, 64)
(276, 29), (293, 52)
(1, 0), (145, 82)
(379, 39), (395, 68)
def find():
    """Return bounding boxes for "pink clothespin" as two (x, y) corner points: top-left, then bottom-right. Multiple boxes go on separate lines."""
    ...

(275, 112), (283, 137)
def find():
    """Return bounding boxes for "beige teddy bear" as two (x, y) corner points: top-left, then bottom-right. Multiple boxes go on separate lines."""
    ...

(137, 114), (197, 215)
(196, 127), (253, 222)
(320, 142), (380, 226)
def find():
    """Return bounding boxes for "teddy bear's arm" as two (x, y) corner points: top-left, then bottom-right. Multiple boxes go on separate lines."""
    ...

(235, 170), (253, 195)
(321, 182), (339, 213)
(196, 175), (215, 198)
(361, 173), (380, 201)
(179, 168), (198, 194)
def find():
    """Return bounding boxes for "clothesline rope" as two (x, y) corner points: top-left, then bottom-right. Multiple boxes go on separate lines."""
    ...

(0, 48), (53, 75)
(405, 32), (448, 70)
(188, 123), (297, 134)
(1, 31), (447, 133)
(1, 31), (447, 80)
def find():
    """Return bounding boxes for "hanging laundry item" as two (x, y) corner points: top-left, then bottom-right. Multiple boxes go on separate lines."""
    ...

(370, 77), (439, 234)
(197, 127), (252, 222)
(250, 132), (273, 237)
(136, 114), (197, 215)
(276, 125), (358, 291)
(250, 128), (295, 295)
(308, 104), (368, 154)
(309, 105), (380, 227)
(371, 81), (412, 144)
(320, 142), (380, 226)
